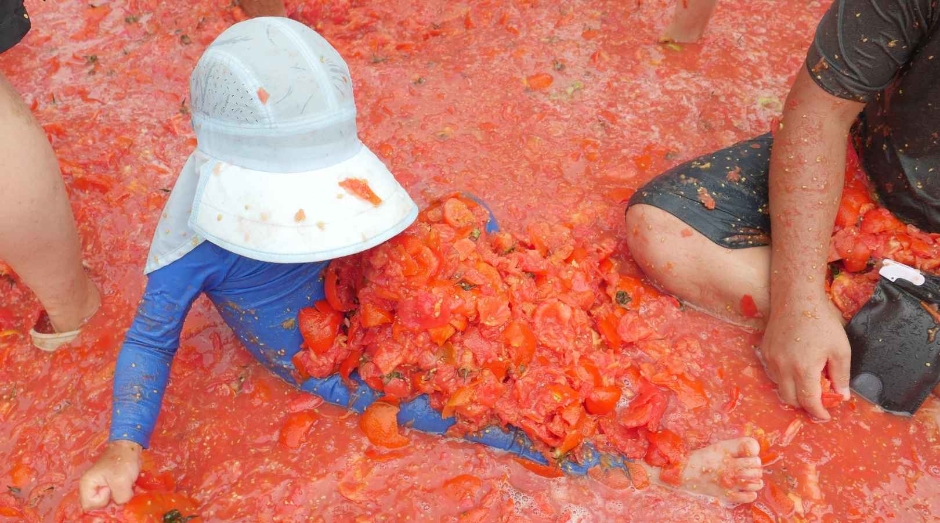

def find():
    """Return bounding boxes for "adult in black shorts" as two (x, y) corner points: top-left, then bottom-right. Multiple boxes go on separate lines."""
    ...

(626, 0), (939, 419)
(1, 0), (100, 349)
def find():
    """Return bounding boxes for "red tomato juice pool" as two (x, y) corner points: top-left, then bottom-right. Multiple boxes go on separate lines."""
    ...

(0, 0), (938, 521)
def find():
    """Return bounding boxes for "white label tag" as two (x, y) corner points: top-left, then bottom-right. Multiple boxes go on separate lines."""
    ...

(879, 259), (925, 286)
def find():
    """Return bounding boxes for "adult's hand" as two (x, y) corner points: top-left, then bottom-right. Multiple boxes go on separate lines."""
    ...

(761, 296), (851, 420)
(79, 440), (142, 511)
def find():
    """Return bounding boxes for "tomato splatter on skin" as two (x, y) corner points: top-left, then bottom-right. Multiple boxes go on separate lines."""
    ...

(339, 178), (383, 206)
(1, 0), (937, 521)
(739, 294), (761, 319)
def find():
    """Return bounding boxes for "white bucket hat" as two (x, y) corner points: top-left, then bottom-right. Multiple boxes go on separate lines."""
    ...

(144, 17), (417, 274)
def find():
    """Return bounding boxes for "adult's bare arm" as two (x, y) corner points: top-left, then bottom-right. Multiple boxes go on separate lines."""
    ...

(761, 66), (864, 420)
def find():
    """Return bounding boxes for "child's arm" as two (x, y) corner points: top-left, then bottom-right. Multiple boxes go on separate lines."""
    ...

(79, 250), (219, 510)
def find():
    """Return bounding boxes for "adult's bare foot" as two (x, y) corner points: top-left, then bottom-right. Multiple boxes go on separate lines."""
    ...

(660, 0), (718, 44)
(646, 437), (764, 504)
(43, 273), (101, 333)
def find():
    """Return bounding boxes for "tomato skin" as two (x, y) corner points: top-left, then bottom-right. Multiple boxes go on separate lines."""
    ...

(596, 313), (622, 348)
(298, 302), (343, 354)
(442, 385), (475, 418)
(359, 302), (393, 327)
(657, 462), (684, 486)
(585, 385), (621, 415)
(339, 349), (362, 385)
(360, 401), (409, 448)
(502, 320), (536, 369)
(646, 428), (686, 464)
(476, 296), (511, 327)
(515, 458), (564, 477)
(324, 265), (344, 311)
(443, 197), (476, 228)
(568, 358), (602, 388)
(482, 359), (510, 381)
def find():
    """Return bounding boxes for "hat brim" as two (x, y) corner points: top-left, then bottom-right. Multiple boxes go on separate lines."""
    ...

(190, 144), (418, 263)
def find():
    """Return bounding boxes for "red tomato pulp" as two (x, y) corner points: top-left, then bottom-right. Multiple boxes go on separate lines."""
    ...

(0, 0), (938, 521)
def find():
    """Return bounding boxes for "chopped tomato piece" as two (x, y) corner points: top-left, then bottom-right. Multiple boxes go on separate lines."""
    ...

(298, 302), (343, 354)
(442, 385), (475, 418)
(624, 462), (650, 490)
(428, 323), (457, 346)
(514, 458), (563, 477)
(359, 302), (393, 327)
(502, 320), (536, 369)
(646, 429), (687, 464)
(339, 178), (383, 206)
(596, 313), (622, 349)
(859, 208), (904, 235)
(658, 461), (685, 486)
(360, 401), (409, 448)
(762, 480), (796, 518)
(339, 349), (362, 385)
(443, 197), (476, 228)
(122, 492), (199, 523)
(585, 385), (621, 415)
(525, 73), (553, 90)
(476, 296), (511, 327)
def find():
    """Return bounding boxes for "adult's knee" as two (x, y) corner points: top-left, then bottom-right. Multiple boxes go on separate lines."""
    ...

(624, 204), (668, 258)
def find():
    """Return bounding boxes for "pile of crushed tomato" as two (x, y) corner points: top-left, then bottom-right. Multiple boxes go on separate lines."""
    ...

(296, 194), (718, 483)
(829, 147), (940, 319)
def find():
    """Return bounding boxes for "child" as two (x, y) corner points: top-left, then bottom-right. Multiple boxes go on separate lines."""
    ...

(78, 17), (418, 509)
(80, 17), (763, 511)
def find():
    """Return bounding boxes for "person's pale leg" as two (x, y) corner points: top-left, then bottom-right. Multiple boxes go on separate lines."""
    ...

(0, 73), (99, 333)
(625, 203), (769, 328)
(661, 0), (718, 43)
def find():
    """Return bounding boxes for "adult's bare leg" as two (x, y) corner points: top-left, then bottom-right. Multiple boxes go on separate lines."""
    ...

(661, 0), (718, 43)
(625, 203), (770, 329)
(0, 72), (99, 333)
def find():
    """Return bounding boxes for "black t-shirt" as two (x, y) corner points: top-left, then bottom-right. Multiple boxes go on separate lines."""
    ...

(806, 0), (940, 232)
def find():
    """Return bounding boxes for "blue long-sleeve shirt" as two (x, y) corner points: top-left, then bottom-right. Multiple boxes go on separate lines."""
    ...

(110, 241), (328, 446)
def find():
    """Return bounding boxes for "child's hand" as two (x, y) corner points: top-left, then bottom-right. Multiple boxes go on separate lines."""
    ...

(79, 440), (142, 511)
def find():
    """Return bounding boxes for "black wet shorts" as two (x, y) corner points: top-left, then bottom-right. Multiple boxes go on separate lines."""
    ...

(628, 133), (773, 249)
(0, 0), (30, 54)
(630, 133), (940, 415)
